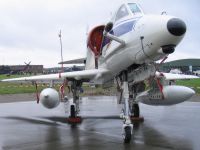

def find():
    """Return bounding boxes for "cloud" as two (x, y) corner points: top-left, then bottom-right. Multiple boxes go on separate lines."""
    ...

(0, 0), (199, 67)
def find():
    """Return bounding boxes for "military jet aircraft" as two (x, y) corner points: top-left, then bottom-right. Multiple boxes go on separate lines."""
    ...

(2, 1), (197, 143)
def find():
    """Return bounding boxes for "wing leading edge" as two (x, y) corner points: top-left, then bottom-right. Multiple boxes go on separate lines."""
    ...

(156, 72), (199, 80)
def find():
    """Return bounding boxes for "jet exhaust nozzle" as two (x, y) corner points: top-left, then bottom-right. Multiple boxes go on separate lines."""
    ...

(167, 18), (186, 36)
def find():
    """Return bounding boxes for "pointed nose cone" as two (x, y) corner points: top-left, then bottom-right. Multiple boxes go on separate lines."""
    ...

(176, 86), (195, 101)
(163, 86), (195, 105)
(167, 18), (186, 36)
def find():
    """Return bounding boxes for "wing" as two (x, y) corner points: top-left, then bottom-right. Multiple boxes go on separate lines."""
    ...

(58, 58), (86, 64)
(1, 69), (109, 82)
(156, 72), (199, 80)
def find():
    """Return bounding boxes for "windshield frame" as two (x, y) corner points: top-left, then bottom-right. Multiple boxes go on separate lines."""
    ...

(115, 4), (130, 22)
(128, 3), (143, 15)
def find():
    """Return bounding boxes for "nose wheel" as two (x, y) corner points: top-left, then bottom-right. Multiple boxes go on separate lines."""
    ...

(123, 125), (132, 143)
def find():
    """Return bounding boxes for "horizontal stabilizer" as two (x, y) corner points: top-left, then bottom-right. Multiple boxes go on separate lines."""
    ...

(58, 58), (86, 64)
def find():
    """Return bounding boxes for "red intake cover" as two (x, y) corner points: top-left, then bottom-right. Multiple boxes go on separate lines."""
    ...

(87, 25), (105, 57)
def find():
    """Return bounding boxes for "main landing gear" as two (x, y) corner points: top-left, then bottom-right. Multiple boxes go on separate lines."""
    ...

(130, 103), (144, 122)
(129, 83), (144, 122)
(67, 80), (82, 124)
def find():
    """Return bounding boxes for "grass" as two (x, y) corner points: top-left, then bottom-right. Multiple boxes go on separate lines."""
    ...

(176, 79), (200, 94)
(0, 74), (49, 94)
(0, 82), (49, 94)
(0, 74), (26, 80)
(0, 74), (114, 95)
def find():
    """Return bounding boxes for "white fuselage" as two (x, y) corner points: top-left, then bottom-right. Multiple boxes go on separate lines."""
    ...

(96, 14), (184, 83)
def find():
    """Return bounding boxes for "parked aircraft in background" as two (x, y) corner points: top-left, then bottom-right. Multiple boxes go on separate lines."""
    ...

(170, 68), (182, 74)
(1, 1), (198, 143)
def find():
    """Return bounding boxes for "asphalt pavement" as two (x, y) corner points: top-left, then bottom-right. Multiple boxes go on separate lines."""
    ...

(0, 96), (199, 150)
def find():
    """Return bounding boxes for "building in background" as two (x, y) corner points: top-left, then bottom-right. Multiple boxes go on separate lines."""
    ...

(0, 65), (43, 75)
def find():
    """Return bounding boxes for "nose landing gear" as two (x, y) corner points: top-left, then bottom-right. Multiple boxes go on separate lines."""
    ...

(118, 71), (144, 143)
(120, 71), (133, 143)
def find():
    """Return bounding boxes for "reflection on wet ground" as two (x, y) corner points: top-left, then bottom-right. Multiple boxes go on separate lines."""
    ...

(0, 96), (199, 150)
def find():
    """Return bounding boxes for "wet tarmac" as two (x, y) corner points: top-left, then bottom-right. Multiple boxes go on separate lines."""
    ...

(0, 96), (200, 150)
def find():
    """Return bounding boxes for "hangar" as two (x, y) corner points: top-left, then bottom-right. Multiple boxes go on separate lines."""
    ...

(160, 59), (200, 73)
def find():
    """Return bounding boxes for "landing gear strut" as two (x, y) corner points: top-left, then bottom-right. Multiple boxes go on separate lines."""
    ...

(67, 80), (82, 124)
(120, 71), (133, 143)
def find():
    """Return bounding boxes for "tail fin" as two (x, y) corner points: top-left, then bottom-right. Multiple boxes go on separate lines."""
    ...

(85, 49), (96, 70)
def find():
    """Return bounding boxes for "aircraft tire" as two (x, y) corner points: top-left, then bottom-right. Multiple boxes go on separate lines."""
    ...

(70, 105), (76, 118)
(124, 126), (132, 143)
(133, 103), (140, 117)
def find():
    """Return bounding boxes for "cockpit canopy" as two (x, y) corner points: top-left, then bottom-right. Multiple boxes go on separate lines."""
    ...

(114, 3), (143, 23)
(128, 3), (142, 14)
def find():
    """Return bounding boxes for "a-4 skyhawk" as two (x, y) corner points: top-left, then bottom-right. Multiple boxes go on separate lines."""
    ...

(2, 1), (197, 143)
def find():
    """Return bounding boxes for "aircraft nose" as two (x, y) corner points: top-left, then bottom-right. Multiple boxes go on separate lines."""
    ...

(167, 18), (186, 36)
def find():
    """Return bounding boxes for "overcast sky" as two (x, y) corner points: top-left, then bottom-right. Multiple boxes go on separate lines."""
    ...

(0, 0), (199, 68)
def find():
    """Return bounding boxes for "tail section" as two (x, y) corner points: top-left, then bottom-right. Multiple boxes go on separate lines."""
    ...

(59, 25), (105, 70)
(85, 49), (96, 70)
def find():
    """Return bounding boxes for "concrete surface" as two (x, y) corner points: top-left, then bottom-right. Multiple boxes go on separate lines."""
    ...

(0, 96), (199, 150)
(0, 93), (199, 103)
